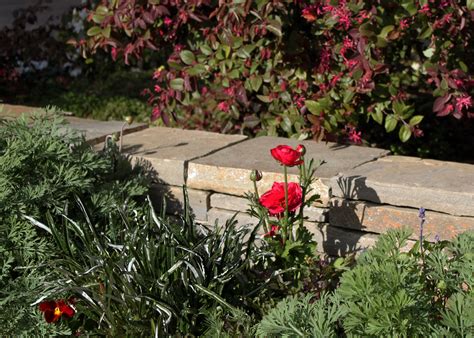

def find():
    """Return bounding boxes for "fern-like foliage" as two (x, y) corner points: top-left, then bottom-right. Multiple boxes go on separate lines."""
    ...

(256, 292), (345, 337)
(0, 109), (151, 335)
(256, 229), (474, 338)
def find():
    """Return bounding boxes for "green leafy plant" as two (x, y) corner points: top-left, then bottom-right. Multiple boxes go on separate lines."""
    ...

(256, 292), (345, 337)
(256, 228), (474, 337)
(0, 110), (151, 335)
(245, 144), (349, 301)
(80, 0), (474, 161)
(30, 194), (258, 336)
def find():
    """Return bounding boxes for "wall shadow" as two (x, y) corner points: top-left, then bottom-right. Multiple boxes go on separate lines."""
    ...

(322, 175), (380, 256)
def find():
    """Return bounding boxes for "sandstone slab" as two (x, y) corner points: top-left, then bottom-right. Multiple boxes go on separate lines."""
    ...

(329, 198), (474, 241)
(206, 207), (255, 227)
(206, 207), (379, 256)
(121, 127), (247, 186)
(330, 156), (474, 217)
(188, 136), (388, 204)
(210, 193), (327, 222)
(307, 223), (379, 257)
(0, 104), (147, 144)
(150, 184), (210, 222)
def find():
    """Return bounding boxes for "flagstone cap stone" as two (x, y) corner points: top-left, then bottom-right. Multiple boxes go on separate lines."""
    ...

(330, 156), (474, 217)
(120, 127), (247, 186)
(187, 136), (389, 202)
(0, 104), (147, 144)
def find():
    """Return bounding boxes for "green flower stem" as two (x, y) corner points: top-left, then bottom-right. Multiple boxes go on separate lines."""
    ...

(298, 159), (306, 231)
(283, 165), (290, 243)
(253, 180), (269, 234)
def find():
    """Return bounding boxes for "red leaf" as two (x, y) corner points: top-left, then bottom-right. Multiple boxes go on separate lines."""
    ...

(433, 94), (451, 112)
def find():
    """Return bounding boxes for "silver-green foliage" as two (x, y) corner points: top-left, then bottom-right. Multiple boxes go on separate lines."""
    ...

(256, 292), (345, 337)
(257, 229), (474, 337)
(34, 193), (258, 336)
(0, 110), (151, 335)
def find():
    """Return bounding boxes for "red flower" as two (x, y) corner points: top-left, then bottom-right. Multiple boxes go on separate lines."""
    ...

(259, 182), (303, 215)
(264, 224), (280, 238)
(348, 127), (362, 144)
(163, 17), (173, 26)
(217, 101), (230, 112)
(39, 299), (75, 323)
(270, 145), (304, 167)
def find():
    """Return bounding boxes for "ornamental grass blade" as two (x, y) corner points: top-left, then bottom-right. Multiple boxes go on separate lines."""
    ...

(194, 284), (237, 312)
(23, 215), (52, 234)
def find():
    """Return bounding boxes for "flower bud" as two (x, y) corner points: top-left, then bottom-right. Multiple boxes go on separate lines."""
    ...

(249, 169), (263, 182)
(296, 144), (306, 156)
(125, 115), (134, 125)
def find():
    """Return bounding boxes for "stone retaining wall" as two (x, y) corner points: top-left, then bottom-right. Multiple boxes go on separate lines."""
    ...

(4, 105), (472, 256)
(118, 126), (474, 257)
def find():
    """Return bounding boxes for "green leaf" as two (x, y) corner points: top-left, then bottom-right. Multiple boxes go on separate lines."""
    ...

(186, 64), (207, 76)
(199, 45), (213, 56)
(86, 26), (102, 37)
(468, 0), (474, 10)
(459, 61), (468, 72)
(222, 45), (231, 58)
(392, 100), (406, 115)
(92, 14), (105, 24)
(179, 50), (195, 65)
(170, 78), (184, 91)
(257, 95), (272, 103)
(418, 25), (433, 40)
(102, 26), (111, 38)
(409, 115), (424, 126)
(343, 90), (355, 104)
(372, 108), (384, 125)
(266, 24), (282, 37)
(399, 124), (412, 142)
(305, 100), (320, 115)
(228, 69), (240, 79)
(423, 48), (435, 58)
(95, 5), (109, 15)
(401, 0), (417, 15)
(385, 114), (398, 132)
(379, 25), (394, 38)
(250, 76), (263, 92)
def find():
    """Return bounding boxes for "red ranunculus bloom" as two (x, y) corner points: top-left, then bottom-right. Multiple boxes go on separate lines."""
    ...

(259, 182), (303, 215)
(39, 299), (75, 323)
(270, 145), (304, 167)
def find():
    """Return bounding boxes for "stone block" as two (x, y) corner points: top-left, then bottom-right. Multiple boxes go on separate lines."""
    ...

(206, 207), (256, 227)
(330, 156), (474, 217)
(120, 127), (247, 186)
(306, 223), (379, 257)
(150, 184), (210, 222)
(205, 210), (377, 256)
(188, 136), (387, 205)
(328, 198), (474, 241)
(210, 193), (328, 222)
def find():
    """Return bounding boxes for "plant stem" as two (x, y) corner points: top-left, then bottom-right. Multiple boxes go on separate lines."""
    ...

(119, 121), (127, 152)
(298, 159), (306, 231)
(283, 165), (290, 242)
(254, 180), (269, 234)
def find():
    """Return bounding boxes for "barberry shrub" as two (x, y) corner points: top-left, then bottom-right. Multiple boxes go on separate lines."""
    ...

(81, 0), (474, 158)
